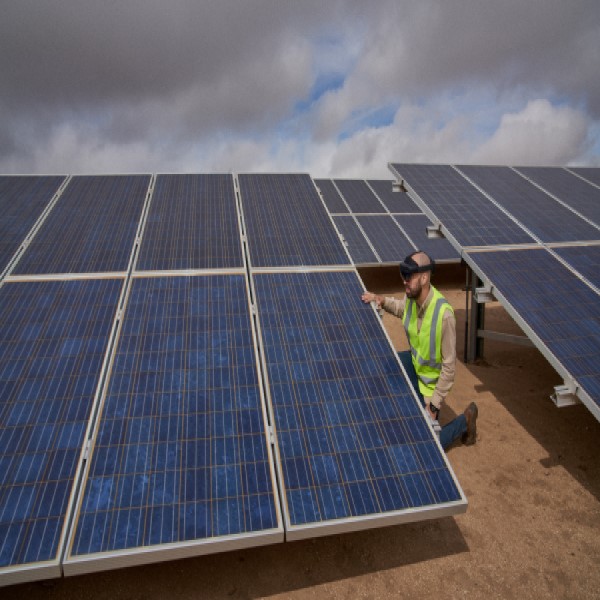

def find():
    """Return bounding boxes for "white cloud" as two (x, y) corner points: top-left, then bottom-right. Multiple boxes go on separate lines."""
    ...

(473, 99), (591, 165)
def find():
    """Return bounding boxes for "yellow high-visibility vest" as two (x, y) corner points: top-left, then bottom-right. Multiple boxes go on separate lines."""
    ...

(402, 285), (453, 396)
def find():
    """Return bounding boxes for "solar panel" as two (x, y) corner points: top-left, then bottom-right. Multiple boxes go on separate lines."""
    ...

(367, 180), (422, 213)
(0, 278), (122, 582)
(14, 176), (150, 275)
(333, 180), (386, 213)
(0, 176), (65, 275)
(333, 217), (378, 264)
(457, 166), (600, 243)
(465, 248), (600, 416)
(314, 179), (349, 214)
(569, 167), (600, 188)
(253, 270), (465, 538)
(238, 174), (349, 268)
(65, 275), (282, 574)
(356, 216), (414, 263)
(553, 245), (600, 289)
(137, 175), (243, 272)
(392, 215), (460, 262)
(389, 164), (535, 247)
(516, 167), (600, 227)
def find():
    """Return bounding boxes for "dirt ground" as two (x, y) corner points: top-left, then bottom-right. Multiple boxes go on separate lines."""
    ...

(5, 265), (600, 599)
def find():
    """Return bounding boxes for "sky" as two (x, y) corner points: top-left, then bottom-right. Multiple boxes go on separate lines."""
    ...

(1, 0), (599, 177)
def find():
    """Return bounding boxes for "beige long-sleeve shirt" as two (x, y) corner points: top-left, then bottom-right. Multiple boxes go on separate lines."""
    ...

(381, 287), (456, 409)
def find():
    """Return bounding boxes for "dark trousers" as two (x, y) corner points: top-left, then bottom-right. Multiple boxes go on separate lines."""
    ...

(398, 351), (466, 450)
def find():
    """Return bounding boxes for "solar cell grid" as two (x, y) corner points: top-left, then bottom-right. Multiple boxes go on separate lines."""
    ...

(239, 174), (349, 268)
(516, 167), (600, 228)
(333, 217), (378, 264)
(333, 180), (386, 213)
(314, 179), (349, 213)
(466, 248), (600, 410)
(137, 174), (243, 271)
(367, 180), (422, 213)
(0, 278), (122, 574)
(457, 166), (600, 243)
(0, 176), (65, 274)
(356, 216), (414, 263)
(553, 245), (600, 290)
(67, 275), (280, 567)
(570, 167), (600, 188)
(393, 215), (459, 262)
(390, 164), (535, 247)
(254, 271), (464, 535)
(14, 175), (150, 275)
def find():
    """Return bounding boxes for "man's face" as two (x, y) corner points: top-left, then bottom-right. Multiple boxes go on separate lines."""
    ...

(404, 272), (423, 298)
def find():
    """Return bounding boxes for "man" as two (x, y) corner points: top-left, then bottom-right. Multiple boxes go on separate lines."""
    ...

(361, 251), (477, 450)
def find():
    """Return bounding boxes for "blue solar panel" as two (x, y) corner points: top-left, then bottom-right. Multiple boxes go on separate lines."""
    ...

(334, 180), (386, 213)
(457, 166), (600, 243)
(239, 174), (349, 268)
(254, 271), (464, 535)
(570, 167), (600, 189)
(0, 278), (121, 574)
(465, 248), (600, 410)
(314, 179), (349, 213)
(0, 176), (65, 274)
(390, 164), (535, 247)
(14, 176), (150, 275)
(356, 216), (414, 263)
(67, 275), (280, 568)
(393, 215), (459, 262)
(333, 217), (378, 264)
(516, 167), (600, 228)
(137, 175), (243, 271)
(554, 245), (600, 289)
(367, 180), (422, 213)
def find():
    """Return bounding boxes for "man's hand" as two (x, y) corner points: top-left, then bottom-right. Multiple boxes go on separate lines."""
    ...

(427, 402), (440, 421)
(361, 291), (382, 307)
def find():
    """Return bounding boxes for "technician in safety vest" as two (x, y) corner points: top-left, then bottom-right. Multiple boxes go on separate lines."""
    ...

(361, 250), (478, 450)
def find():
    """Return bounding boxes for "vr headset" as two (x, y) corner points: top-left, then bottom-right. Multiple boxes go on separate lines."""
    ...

(399, 253), (435, 281)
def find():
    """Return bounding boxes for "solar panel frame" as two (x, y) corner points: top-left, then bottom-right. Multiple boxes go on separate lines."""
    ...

(251, 270), (466, 539)
(136, 174), (244, 272)
(355, 216), (415, 263)
(456, 166), (600, 244)
(332, 216), (379, 265)
(238, 174), (350, 268)
(392, 215), (460, 263)
(463, 248), (600, 421)
(569, 167), (600, 189)
(0, 176), (67, 278)
(515, 167), (600, 228)
(0, 277), (123, 586)
(63, 273), (283, 576)
(333, 180), (387, 214)
(13, 175), (151, 276)
(552, 245), (600, 290)
(314, 179), (349, 214)
(389, 164), (537, 248)
(366, 180), (422, 214)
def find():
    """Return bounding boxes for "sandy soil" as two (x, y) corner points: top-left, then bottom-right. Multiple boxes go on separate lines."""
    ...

(6, 265), (600, 599)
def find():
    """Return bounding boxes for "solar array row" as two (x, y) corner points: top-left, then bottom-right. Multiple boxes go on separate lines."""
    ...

(390, 163), (600, 420)
(0, 173), (465, 585)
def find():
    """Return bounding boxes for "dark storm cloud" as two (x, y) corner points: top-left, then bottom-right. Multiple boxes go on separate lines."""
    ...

(0, 0), (598, 173)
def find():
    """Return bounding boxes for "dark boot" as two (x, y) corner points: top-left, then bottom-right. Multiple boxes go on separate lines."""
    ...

(462, 402), (478, 445)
